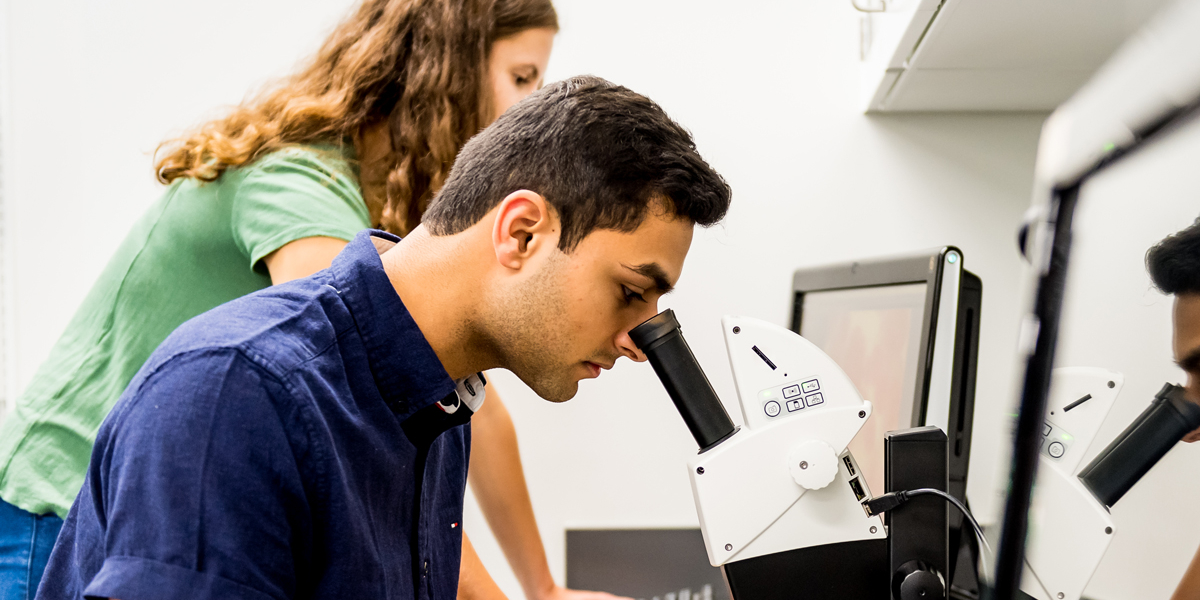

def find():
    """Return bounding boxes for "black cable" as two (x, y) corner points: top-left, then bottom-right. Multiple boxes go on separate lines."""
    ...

(864, 488), (991, 558)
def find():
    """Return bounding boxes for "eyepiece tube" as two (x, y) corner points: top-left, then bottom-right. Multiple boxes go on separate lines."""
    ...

(630, 310), (737, 452)
(1079, 383), (1200, 507)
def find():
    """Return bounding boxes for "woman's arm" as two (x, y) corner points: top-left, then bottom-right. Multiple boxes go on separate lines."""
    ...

(262, 236), (349, 284)
(469, 386), (628, 600)
(459, 533), (510, 600)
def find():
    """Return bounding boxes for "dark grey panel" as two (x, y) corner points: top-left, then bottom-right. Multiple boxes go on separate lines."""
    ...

(566, 529), (729, 600)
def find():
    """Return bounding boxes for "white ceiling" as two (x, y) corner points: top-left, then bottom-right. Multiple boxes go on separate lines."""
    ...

(873, 0), (1176, 112)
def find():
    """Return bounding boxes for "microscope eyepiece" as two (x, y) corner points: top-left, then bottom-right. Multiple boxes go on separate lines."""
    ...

(1079, 383), (1200, 507)
(629, 310), (682, 352)
(631, 310), (737, 452)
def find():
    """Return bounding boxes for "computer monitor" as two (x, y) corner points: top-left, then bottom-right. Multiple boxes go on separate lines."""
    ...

(790, 247), (981, 515)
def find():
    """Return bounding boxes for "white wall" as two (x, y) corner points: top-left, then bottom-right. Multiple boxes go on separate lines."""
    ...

(0, 0), (13, 414)
(1, 0), (1047, 598)
(1, 0), (360, 401)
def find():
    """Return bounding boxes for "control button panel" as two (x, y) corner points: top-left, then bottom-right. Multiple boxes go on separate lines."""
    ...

(1041, 420), (1074, 461)
(760, 377), (824, 420)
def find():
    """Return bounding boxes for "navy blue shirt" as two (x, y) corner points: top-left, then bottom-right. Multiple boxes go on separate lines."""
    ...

(39, 231), (472, 600)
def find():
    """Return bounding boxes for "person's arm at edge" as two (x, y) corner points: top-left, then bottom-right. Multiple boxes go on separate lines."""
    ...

(1173, 545), (1200, 600)
(468, 386), (630, 600)
(460, 533), (509, 600)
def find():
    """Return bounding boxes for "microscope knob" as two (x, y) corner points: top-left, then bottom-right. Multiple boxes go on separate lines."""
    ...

(892, 560), (945, 600)
(787, 440), (838, 490)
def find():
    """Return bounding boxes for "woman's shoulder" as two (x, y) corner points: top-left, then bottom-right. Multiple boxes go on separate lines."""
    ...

(246, 143), (359, 183)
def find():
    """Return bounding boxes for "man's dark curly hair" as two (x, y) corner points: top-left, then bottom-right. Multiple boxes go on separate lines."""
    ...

(1147, 216), (1200, 295)
(423, 75), (731, 251)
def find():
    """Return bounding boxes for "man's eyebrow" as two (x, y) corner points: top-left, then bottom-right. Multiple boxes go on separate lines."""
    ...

(624, 263), (674, 295)
(1179, 346), (1200, 374)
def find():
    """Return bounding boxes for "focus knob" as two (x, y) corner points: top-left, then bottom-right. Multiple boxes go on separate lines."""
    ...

(892, 560), (945, 600)
(787, 440), (838, 490)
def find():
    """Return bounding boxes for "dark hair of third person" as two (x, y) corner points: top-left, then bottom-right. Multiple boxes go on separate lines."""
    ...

(1148, 217), (1200, 295)
(422, 75), (732, 251)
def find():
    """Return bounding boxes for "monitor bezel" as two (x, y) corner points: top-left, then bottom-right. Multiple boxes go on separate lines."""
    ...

(789, 247), (957, 430)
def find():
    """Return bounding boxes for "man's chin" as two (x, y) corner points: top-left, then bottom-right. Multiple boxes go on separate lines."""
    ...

(505, 365), (580, 403)
(526, 377), (579, 404)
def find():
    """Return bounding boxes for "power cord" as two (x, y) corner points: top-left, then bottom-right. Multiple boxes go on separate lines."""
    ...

(864, 488), (993, 580)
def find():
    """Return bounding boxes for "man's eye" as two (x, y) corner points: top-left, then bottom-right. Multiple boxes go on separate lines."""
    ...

(622, 286), (646, 304)
(514, 75), (530, 86)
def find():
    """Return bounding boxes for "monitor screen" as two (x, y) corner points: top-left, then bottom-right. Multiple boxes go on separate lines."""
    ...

(798, 282), (928, 496)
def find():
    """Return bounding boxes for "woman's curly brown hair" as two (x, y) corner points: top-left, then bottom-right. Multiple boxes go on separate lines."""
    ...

(154, 0), (557, 235)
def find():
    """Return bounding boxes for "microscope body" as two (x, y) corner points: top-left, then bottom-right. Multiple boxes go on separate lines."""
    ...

(687, 315), (884, 568)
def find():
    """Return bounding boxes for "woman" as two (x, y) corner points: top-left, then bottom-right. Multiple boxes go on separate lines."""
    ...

(0, 2), (612, 599)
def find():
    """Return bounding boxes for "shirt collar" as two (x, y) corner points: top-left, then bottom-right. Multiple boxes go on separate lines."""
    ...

(329, 230), (457, 419)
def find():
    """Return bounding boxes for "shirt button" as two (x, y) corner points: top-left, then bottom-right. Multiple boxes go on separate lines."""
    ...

(423, 559), (429, 575)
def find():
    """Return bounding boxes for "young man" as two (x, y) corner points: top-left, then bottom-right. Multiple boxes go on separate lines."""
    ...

(35, 75), (731, 600)
(1149, 219), (1200, 600)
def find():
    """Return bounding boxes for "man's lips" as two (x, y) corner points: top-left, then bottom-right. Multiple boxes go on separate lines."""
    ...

(583, 361), (614, 378)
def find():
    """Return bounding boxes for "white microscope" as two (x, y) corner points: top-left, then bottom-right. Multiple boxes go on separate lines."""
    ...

(630, 310), (954, 599)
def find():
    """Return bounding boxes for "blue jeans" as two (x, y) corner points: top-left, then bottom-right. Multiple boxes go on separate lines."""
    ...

(0, 497), (63, 600)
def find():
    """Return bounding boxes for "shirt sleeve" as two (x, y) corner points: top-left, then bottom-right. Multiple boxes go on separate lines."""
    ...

(231, 146), (371, 274)
(81, 349), (314, 600)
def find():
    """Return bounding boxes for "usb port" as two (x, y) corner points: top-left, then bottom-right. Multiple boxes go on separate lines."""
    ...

(843, 456), (856, 477)
(849, 477), (866, 502)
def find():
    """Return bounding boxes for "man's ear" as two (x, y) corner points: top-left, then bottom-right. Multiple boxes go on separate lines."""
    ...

(492, 190), (558, 270)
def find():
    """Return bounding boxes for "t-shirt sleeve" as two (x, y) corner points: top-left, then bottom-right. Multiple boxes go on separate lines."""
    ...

(231, 146), (371, 274)
(81, 350), (313, 600)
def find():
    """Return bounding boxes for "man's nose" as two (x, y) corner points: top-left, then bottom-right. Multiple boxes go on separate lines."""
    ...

(617, 306), (662, 363)
(615, 329), (648, 363)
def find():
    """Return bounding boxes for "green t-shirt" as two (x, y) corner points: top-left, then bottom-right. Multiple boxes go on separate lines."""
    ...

(0, 144), (370, 517)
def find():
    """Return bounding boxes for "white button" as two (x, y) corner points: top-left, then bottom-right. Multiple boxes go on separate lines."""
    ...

(764, 401), (782, 417)
(1048, 442), (1065, 458)
(783, 385), (802, 399)
(786, 399), (803, 412)
(1043, 423), (1052, 436)
(805, 393), (824, 407)
(802, 379), (820, 393)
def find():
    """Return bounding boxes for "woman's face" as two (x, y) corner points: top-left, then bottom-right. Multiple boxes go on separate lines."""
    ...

(488, 27), (556, 123)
